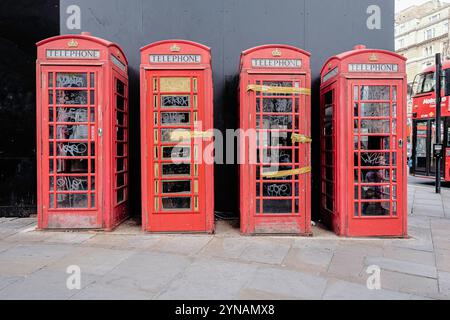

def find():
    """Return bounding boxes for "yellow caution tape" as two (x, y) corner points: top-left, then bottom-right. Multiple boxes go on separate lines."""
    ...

(262, 166), (312, 178)
(291, 133), (312, 144)
(247, 84), (311, 95)
(170, 130), (214, 141)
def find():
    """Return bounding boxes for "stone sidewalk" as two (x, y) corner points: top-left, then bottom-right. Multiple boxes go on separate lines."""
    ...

(0, 178), (449, 300)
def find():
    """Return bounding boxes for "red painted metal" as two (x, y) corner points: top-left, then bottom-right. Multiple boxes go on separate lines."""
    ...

(411, 62), (450, 181)
(36, 33), (129, 230)
(239, 45), (312, 235)
(320, 45), (407, 237)
(140, 40), (214, 233)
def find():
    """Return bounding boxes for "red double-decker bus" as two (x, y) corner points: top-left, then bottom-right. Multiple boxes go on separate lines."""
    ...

(411, 61), (450, 181)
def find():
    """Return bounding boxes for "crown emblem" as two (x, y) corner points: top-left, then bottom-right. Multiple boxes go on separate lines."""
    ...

(369, 53), (378, 62)
(67, 39), (78, 48)
(170, 44), (181, 52)
(272, 48), (282, 57)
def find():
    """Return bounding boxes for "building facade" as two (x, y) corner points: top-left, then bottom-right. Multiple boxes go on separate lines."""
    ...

(396, 0), (450, 86)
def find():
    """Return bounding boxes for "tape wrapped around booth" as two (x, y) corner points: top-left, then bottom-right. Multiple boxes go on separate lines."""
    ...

(262, 166), (312, 178)
(247, 84), (311, 95)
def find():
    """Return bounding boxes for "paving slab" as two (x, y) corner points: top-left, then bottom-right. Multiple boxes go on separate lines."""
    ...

(241, 266), (328, 300)
(438, 271), (450, 298)
(42, 232), (96, 245)
(0, 269), (97, 300)
(382, 246), (436, 267)
(153, 235), (213, 256)
(199, 237), (251, 260)
(99, 251), (191, 294)
(239, 238), (292, 265)
(46, 247), (135, 276)
(322, 279), (413, 300)
(435, 250), (450, 273)
(379, 270), (439, 298)
(325, 251), (367, 284)
(71, 281), (154, 300)
(0, 244), (75, 276)
(156, 258), (257, 300)
(365, 257), (437, 279)
(84, 234), (162, 250)
(282, 246), (333, 275)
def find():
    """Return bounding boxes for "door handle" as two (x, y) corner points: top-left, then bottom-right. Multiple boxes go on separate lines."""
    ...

(399, 139), (403, 148)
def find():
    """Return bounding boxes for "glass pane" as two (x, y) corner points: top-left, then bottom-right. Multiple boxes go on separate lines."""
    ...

(56, 125), (88, 140)
(360, 169), (390, 183)
(257, 116), (293, 129)
(117, 188), (125, 204)
(56, 90), (88, 105)
(117, 95), (124, 110)
(162, 164), (191, 176)
(360, 153), (390, 167)
(361, 185), (390, 200)
(361, 202), (390, 216)
(55, 159), (89, 174)
(55, 176), (88, 191)
(262, 200), (292, 214)
(261, 98), (293, 113)
(56, 73), (87, 88)
(360, 136), (390, 150)
(161, 112), (190, 125)
(162, 197), (191, 210)
(262, 183), (292, 197)
(361, 103), (390, 117)
(161, 95), (190, 108)
(90, 73), (95, 88)
(161, 129), (190, 142)
(57, 194), (88, 208)
(262, 81), (292, 96)
(117, 173), (125, 187)
(56, 108), (88, 123)
(162, 181), (191, 194)
(360, 86), (390, 100)
(117, 143), (125, 156)
(162, 146), (190, 159)
(48, 73), (54, 88)
(117, 80), (125, 95)
(360, 120), (391, 134)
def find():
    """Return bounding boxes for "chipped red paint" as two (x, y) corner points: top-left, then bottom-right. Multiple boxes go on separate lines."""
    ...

(36, 33), (129, 230)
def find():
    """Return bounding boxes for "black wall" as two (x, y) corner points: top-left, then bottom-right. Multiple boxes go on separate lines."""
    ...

(59, 0), (394, 220)
(0, 1), (59, 216)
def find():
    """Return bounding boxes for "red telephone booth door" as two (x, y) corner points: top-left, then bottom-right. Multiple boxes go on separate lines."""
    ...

(40, 66), (103, 228)
(247, 74), (310, 234)
(144, 70), (210, 232)
(349, 80), (405, 236)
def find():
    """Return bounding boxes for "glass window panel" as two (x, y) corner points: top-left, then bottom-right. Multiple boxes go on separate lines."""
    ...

(55, 176), (88, 191)
(162, 164), (191, 176)
(117, 127), (125, 141)
(354, 169), (359, 182)
(117, 173), (125, 187)
(48, 73), (53, 88)
(162, 181), (191, 194)
(361, 103), (390, 117)
(90, 73), (95, 88)
(57, 193), (88, 208)
(360, 168), (390, 183)
(257, 116), (293, 129)
(117, 80), (125, 95)
(91, 177), (95, 191)
(49, 160), (54, 173)
(361, 201), (390, 216)
(354, 202), (359, 217)
(262, 200), (292, 214)
(116, 111), (124, 126)
(91, 193), (96, 207)
(117, 158), (125, 171)
(56, 142), (88, 157)
(117, 95), (125, 110)
(262, 183), (292, 197)
(90, 108), (95, 122)
(354, 186), (359, 199)
(56, 108), (88, 123)
(56, 125), (88, 140)
(360, 136), (390, 150)
(90, 91), (95, 105)
(162, 146), (191, 159)
(161, 112), (190, 125)
(117, 188), (125, 204)
(56, 73), (87, 88)
(117, 143), (125, 156)
(360, 86), (390, 100)
(262, 98), (293, 113)
(262, 81), (292, 96)
(56, 90), (88, 105)
(162, 197), (191, 210)
(354, 103), (359, 117)
(161, 95), (190, 108)
(161, 129), (191, 142)
(55, 159), (89, 174)
(361, 185), (390, 200)
(48, 91), (54, 105)
(360, 120), (391, 134)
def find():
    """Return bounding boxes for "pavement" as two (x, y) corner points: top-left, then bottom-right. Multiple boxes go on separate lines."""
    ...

(0, 176), (449, 300)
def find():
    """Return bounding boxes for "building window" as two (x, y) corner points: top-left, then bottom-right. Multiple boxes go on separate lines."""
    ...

(398, 38), (405, 48)
(425, 28), (435, 40)
(424, 45), (434, 57)
(444, 21), (449, 33)
(429, 14), (440, 22)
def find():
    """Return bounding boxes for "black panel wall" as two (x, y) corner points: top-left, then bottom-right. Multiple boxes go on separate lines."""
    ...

(59, 0), (394, 221)
(0, 1), (59, 216)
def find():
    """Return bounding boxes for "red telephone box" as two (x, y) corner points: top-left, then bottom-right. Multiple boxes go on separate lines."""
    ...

(36, 33), (129, 230)
(140, 40), (214, 233)
(319, 45), (407, 237)
(239, 45), (312, 235)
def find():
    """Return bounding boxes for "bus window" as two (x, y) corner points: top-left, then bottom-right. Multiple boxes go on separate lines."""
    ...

(422, 72), (435, 93)
(413, 70), (448, 96)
